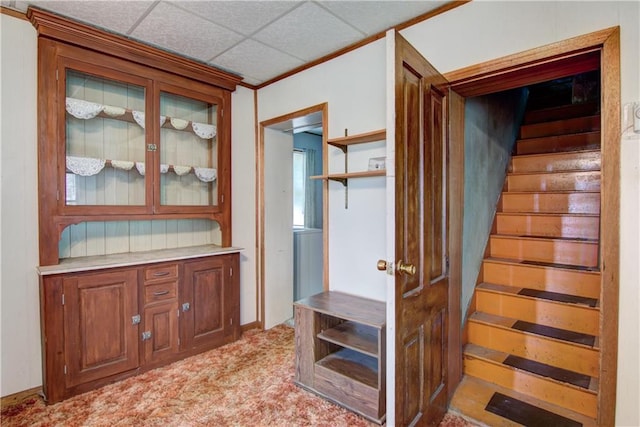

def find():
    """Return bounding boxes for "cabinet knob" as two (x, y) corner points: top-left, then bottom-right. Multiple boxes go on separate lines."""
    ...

(376, 260), (387, 271)
(182, 302), (191, 312)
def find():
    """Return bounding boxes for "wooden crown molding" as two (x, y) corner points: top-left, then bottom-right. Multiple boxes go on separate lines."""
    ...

(27, 7), (243, 91)
(1, 5), (28, 20)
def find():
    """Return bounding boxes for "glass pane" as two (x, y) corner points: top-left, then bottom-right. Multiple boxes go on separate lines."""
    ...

(159, 92), (218, 206)
(293, 150), (306, 227)
(65, 69), (146, 206)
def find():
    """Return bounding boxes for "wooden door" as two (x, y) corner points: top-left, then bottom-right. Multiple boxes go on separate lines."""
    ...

(63, 269), (139, 388)
(143, 300), (179, 365)
(394, 31), (450, 426)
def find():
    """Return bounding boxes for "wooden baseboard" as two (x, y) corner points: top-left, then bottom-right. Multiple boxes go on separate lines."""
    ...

(241, 321), (262, 333)
(1, 386), (42, 409)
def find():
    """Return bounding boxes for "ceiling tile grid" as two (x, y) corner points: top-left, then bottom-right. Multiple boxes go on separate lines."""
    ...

(3, 0), (450, 86)
(130, 1), (245, 62)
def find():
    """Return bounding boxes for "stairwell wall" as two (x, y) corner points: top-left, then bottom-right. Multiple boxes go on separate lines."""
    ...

(461, 89), (528, 316)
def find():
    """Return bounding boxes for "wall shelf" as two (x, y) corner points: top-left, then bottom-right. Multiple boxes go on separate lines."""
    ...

(314, 129), (386, 207)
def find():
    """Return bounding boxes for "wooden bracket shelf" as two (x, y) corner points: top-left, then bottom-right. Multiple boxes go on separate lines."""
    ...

(317, 129), (386, 208)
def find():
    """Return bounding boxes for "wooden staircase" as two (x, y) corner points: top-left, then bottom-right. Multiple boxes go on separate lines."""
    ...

(451, 102), (602, 426)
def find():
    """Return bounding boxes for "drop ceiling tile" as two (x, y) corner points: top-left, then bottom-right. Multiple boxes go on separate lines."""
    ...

(130, 1), (244, 62)
(252, 1), (364, 61)
(211, 39), (304, 84)
(171, 0), (302, 36)
(319, 1), (448, 35)
(16, 0), (154, 34)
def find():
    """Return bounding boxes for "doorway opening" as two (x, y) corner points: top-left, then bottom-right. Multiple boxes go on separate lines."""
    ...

(259, 104), (328, 330)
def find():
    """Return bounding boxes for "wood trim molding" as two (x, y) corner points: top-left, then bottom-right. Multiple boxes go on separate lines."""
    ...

(257, 103), (328, 328)
(241, 321), (262, 333)
(27, 7), (242, 91)
(447, 89), (465, 401)
(0, 386), (42, 409)
(598, 26), (621, 427)
(1, 5), (28, 20)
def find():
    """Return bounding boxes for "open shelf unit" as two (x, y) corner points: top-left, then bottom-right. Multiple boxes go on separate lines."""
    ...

(294, 291), (386, 424)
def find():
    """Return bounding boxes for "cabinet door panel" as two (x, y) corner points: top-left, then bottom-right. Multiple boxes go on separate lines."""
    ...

(63, 269), (139, 388)
(182, 257), (227, 349)
(143, 301), (179, 364)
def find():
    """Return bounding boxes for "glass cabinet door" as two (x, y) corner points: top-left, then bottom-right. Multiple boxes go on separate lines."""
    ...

(158, 90), (219, 208)
(64, 69), (148, 207)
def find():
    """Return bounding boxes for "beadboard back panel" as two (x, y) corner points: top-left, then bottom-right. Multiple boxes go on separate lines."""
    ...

(59, 219), (221, 259)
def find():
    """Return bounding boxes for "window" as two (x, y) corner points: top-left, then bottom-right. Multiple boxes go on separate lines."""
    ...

(293, 150), (306, 227)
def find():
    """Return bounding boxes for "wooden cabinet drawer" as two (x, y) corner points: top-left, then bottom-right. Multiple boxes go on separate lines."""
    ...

(144, 281), (178, 304)
(144, 264), (178, 281)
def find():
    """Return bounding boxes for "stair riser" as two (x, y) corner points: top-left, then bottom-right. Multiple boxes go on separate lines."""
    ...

(501, 192), (600, 214)
(482, 261), (601, 299)
(489, 237), (599, 267)
(517, 132), (600, 155)
(520, 115), (600, 139)
(468, 321), (599, 377)
(507, 171), (600, 192)
(496, 215), (600, 239)
(476, 290), (599, 336)
(510, 151), (601, 173)
(524, 103), (598, 124)
(464, 357), (597, 418)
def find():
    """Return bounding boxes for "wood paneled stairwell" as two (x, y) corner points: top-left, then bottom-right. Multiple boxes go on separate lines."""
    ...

(451, 102), (602, 427)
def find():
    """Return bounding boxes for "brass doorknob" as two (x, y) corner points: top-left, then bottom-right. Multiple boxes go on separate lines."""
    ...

(397, 261), (416, 276)
(377, 260), (387, 271)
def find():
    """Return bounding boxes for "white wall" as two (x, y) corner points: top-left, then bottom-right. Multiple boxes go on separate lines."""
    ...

(0, 14), (40, 396)
(258, 40), (388, 302)
(400, 2), (639, 424)
(231, 85), (258, 325)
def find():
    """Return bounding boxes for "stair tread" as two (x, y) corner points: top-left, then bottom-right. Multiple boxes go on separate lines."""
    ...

(496, 212), (599, 218)
(508, 169), (600, 176)
(511, 148), (601, 159)
(477, 282), (599, 308)
(516, 130), (600, 143)
(469, 312), (598, 349)
(486, 257), (600, 272)
(520, 115), (601, 139)
(464, 343), (597, 391)
(523, 101), (599, 124)
(492, 234), (598, 243)
(450, 376), (597, 427)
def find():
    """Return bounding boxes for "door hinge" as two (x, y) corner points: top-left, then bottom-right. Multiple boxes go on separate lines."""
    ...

(229, 267), (233, 277)
(141, 331), (152, 341)
(221, 194), (224, 204)
(182, 302), (191, 312)
(230, 317), (233, 325)
(56, 69), (59, 81)
(61, 294), (65, 305)
(63, 365), (67, 375)
(56, 190), (60, 201)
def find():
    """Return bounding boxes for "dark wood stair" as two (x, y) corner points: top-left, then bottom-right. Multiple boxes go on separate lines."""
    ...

(452, 102), (601, 426)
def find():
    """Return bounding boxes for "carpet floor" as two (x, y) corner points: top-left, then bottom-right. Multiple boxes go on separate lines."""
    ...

(2, 324), (477, 426)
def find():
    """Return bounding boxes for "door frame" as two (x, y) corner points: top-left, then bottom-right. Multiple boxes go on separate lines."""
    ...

(257, 103), (328, 329)
(443, 27), (620, 426)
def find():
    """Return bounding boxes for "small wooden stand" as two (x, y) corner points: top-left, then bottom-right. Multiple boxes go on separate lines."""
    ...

(294, 291), (386, 424)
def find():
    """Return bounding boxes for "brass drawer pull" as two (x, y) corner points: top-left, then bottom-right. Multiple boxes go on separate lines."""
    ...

(153, 290), (170, 297)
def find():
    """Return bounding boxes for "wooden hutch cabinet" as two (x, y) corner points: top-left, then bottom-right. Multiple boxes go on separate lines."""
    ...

(30, 8), (243, 403)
